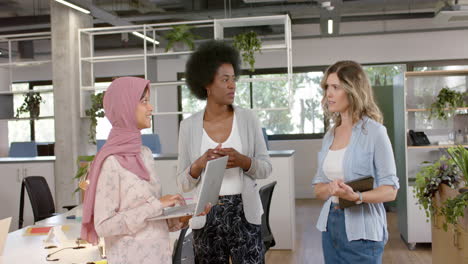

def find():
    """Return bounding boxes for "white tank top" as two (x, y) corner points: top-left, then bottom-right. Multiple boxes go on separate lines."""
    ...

(323, 147), (347, 203)
(200, 113), (243, 195)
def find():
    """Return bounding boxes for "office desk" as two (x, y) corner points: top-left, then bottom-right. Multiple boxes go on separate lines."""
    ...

(1, 206), (181, 263)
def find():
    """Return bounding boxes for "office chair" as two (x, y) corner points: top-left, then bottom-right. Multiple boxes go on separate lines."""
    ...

(141, 134), (161, 154)
(9, 142), (38, 157)
(172, 227), (195, 264)
(261, 128), (270, 150)
(259, 181), (277, 251)
(96, 135), (161, 154)
(96, 139), (106, 152)
(18, 176), (76, 229)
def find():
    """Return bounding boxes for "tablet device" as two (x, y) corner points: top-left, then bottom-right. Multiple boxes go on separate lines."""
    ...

(339, 176), (374, 209)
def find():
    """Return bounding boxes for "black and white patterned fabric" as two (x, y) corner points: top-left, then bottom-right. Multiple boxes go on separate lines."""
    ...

(192, 194), (265, 264)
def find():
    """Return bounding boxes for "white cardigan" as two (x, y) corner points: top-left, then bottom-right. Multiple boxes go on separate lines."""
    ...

(176, 106), (272, 229)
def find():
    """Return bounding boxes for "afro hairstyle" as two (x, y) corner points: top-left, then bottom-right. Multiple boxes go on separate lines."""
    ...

(185, 40), (241, 100)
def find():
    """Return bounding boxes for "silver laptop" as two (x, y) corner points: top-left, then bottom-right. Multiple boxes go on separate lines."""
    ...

(148, 156), (228, 220)
(0, 217), (11, 256)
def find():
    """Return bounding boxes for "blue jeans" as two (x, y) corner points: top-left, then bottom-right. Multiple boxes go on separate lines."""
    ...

(322, 203), (385, 264)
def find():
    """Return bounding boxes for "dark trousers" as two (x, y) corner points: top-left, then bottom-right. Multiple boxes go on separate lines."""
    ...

(193, 194), (265, 264)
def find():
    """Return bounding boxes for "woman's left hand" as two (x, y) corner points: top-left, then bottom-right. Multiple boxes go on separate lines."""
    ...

(217, 148), (251, 170)
(335, 181), (360, 202)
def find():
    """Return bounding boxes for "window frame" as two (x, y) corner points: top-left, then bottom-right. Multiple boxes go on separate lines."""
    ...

(177, 66), (329, 140)
(11, 80), (53, 142)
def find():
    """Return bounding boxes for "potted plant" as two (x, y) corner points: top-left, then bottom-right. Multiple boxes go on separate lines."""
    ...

(15, 92), (44, 119)
(440, 191), (468, 231)
(164, 25), (200, 52)
(447, 145), (468, 192)
(414, 156), (461, 220)
(429, 87), (467, 120)
(85, 92), (105, 144)
(232, 31), (262, 72)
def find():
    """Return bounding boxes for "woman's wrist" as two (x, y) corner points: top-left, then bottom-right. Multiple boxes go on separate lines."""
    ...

(241, 156), (252, 171)
(190, 163), (200, 179)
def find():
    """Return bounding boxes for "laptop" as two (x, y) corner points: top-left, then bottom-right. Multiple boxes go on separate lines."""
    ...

(0, 217), (11, 256)
(148, 156), (228, 220)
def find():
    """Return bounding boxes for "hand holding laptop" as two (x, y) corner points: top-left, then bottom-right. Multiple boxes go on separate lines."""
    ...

(160, 194), (186, 208)
(190, 144), (223, 179)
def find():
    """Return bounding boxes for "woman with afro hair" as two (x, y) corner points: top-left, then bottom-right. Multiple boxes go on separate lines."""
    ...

(176, 40), (272, 264)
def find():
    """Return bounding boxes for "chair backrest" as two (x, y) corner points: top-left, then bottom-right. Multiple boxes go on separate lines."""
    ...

(259, 181), (277, 251)
(172, 227), (195, 264)
(97, 135), (161, 154)
(18, 176), (55, 229)
(261, 128), (270, 150)
(9, 142), (38, 157)
(96, 139), (106, 152)
(141, 134), (161, 154)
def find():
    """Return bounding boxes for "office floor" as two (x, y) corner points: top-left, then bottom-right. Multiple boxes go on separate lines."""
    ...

(265, 199), (432, 264)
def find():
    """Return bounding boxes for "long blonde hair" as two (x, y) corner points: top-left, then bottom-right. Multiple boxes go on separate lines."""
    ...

(320, 60), (383, 128)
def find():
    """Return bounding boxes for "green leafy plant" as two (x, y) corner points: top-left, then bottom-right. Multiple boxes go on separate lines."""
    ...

(164, 25), (200, 52)
(429, 87), (467, 120)
(73, 155), (94, 194)
(447, 145), (468, 184)
(85, 92), (105, 144)
(414, 156), (461, 220)
(232, 31), (262, 72)
(15, 92), (44, 119)
(441, 191), (468, 231)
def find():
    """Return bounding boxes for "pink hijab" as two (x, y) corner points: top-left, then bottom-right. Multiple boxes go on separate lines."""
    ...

(81, 77), (151, 244)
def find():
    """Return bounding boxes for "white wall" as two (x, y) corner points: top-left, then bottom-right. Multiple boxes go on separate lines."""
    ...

(269, 139), (323, 199)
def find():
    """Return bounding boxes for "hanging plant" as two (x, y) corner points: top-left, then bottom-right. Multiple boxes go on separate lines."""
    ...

(16, 92), (44, 119)
(232, 31), (262, 72)
(85, 92), (105, 145)
(429, 87), (467, 120)
(164, 25), (200, 52)
(413, 156), (462, 220)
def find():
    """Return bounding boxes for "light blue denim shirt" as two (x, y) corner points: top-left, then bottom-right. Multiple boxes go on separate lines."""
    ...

(312, 116), (399, 243)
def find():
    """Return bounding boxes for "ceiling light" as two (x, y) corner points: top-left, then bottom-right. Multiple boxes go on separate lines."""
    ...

(54, 0), (90, 14)
(328, 19), (333, 34)
(132, 32), (159, 45)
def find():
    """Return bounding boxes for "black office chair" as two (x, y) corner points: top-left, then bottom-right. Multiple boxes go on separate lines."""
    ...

(18, 176), (75, 229)
(172, 227), (195, 264)
(259, 181), (277, 251)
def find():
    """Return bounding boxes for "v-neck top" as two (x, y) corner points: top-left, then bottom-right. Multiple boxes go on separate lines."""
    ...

(200, 113), (243, 195)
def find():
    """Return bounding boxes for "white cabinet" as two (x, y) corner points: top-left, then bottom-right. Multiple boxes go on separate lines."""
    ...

(0, 161), (54, 231)
(257, 154), (296, 250)
(406, 186), (431, 244)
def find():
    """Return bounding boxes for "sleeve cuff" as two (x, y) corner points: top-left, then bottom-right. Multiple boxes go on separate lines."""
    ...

(245, 158), (256, 176)
(187, 167), (201, 184)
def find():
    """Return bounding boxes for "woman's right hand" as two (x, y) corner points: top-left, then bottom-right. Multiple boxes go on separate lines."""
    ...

(190, 144), (223, 178)
(159, 194), (186, 208)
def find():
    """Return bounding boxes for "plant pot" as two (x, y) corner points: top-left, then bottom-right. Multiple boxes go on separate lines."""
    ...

(30, 105), (40, 118)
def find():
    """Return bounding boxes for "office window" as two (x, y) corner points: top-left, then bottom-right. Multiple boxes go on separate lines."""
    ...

(8, 81), (54, 144)
(363, 65), (405, 86)
(179, 70), (325, 139)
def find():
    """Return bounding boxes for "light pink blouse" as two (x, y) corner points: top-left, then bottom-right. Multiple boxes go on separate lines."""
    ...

(94, 147), (180, 264)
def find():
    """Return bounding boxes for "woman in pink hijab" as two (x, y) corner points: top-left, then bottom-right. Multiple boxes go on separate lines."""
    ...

(81, 77), (193, 264)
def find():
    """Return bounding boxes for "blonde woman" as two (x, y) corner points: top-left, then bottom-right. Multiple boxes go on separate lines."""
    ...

(312, 61), (399, 264)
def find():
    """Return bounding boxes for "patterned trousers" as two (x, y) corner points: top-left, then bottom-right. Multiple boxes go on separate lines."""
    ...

(192, 194), (265, 264)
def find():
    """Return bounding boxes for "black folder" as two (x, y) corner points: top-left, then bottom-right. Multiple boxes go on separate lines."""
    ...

(339, 176), (374, 209)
